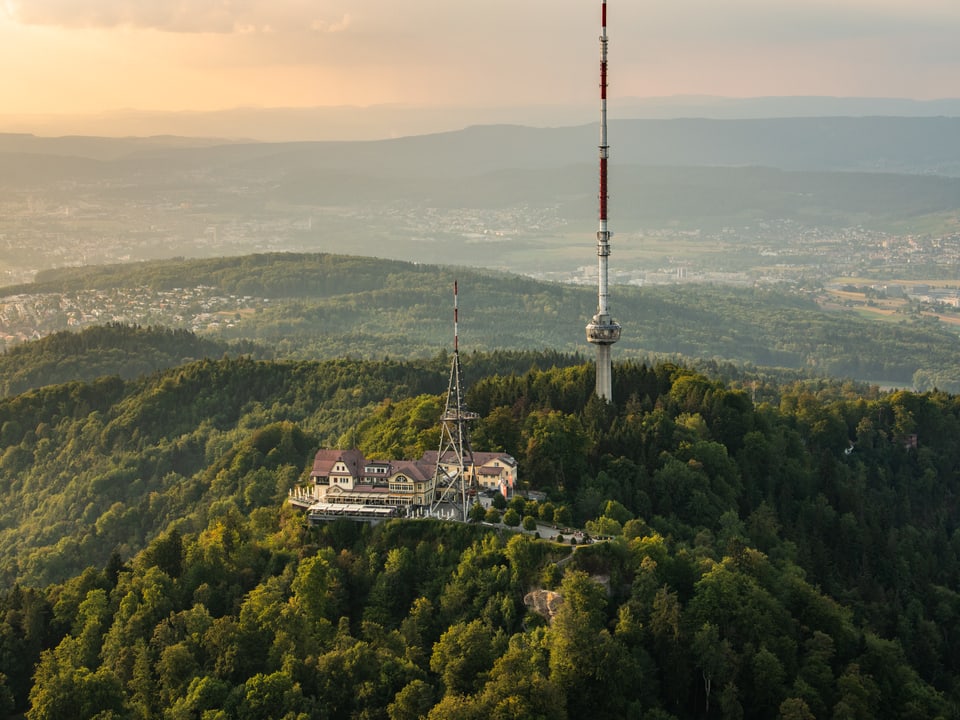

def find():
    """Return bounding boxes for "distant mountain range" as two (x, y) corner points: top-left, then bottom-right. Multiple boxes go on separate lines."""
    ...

(4, 115), (960, 177)
(3, 96), (960, 142)
(4, 118), (960, 278)
(4, 119), (960, 236)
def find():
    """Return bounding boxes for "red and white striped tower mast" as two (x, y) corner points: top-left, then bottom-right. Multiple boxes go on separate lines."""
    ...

(430, 281), (478, 520)
(586, 0), (621, 401)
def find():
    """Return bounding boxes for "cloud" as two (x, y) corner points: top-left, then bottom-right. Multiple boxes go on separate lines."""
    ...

(5, 0), (960, 112)
(312, 15), (350, 34)
(4, 0), (350, 34)
(635, 1), (948, 46)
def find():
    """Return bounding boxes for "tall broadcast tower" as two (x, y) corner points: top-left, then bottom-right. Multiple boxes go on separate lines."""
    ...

(430, 281), (478, 520)
(585, 0), (621, 401)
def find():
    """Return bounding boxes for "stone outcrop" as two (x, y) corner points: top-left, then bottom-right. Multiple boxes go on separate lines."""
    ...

(523, 589), (564, 623)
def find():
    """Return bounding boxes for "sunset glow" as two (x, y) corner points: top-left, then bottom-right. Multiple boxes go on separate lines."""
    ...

(2, 1), (959, 117)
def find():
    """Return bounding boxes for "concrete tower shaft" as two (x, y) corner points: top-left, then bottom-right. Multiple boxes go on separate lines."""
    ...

(586, 0), (621, 401)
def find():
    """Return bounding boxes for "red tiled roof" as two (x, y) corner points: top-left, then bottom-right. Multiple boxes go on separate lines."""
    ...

(419, 450), (516, 467)
(391, 459), (434, 483)
(311, 448), (514, 485)
(474, 451), (517, 466)
(312, 448), (365, 477)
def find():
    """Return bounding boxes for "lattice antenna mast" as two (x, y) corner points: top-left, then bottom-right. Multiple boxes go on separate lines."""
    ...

(585, 0), (621, 401)
(430, 281), (478, 520)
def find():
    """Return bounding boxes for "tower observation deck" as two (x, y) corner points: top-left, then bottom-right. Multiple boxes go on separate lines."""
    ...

(585, 0), (621, 401)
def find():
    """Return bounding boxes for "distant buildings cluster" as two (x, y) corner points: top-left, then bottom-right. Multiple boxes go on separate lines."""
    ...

(0, 286), (261, 349)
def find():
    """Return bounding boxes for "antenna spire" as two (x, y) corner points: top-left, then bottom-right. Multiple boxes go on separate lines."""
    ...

(585, 0), (621, 401)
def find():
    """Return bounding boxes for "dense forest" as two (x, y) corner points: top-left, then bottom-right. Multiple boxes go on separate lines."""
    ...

(1, 341), (960, 718)
(7, 253), (960, 390)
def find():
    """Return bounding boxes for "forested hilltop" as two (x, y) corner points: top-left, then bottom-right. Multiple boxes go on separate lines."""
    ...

(0, 324), (265, 397)
(6, 252), (960, 390)
(1, 349), (960, 718)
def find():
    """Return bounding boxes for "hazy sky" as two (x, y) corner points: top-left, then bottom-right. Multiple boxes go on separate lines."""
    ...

(2, 0), (960, 115)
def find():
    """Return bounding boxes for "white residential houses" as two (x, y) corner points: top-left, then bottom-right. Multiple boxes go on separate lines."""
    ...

(419, 450), (517, 497)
